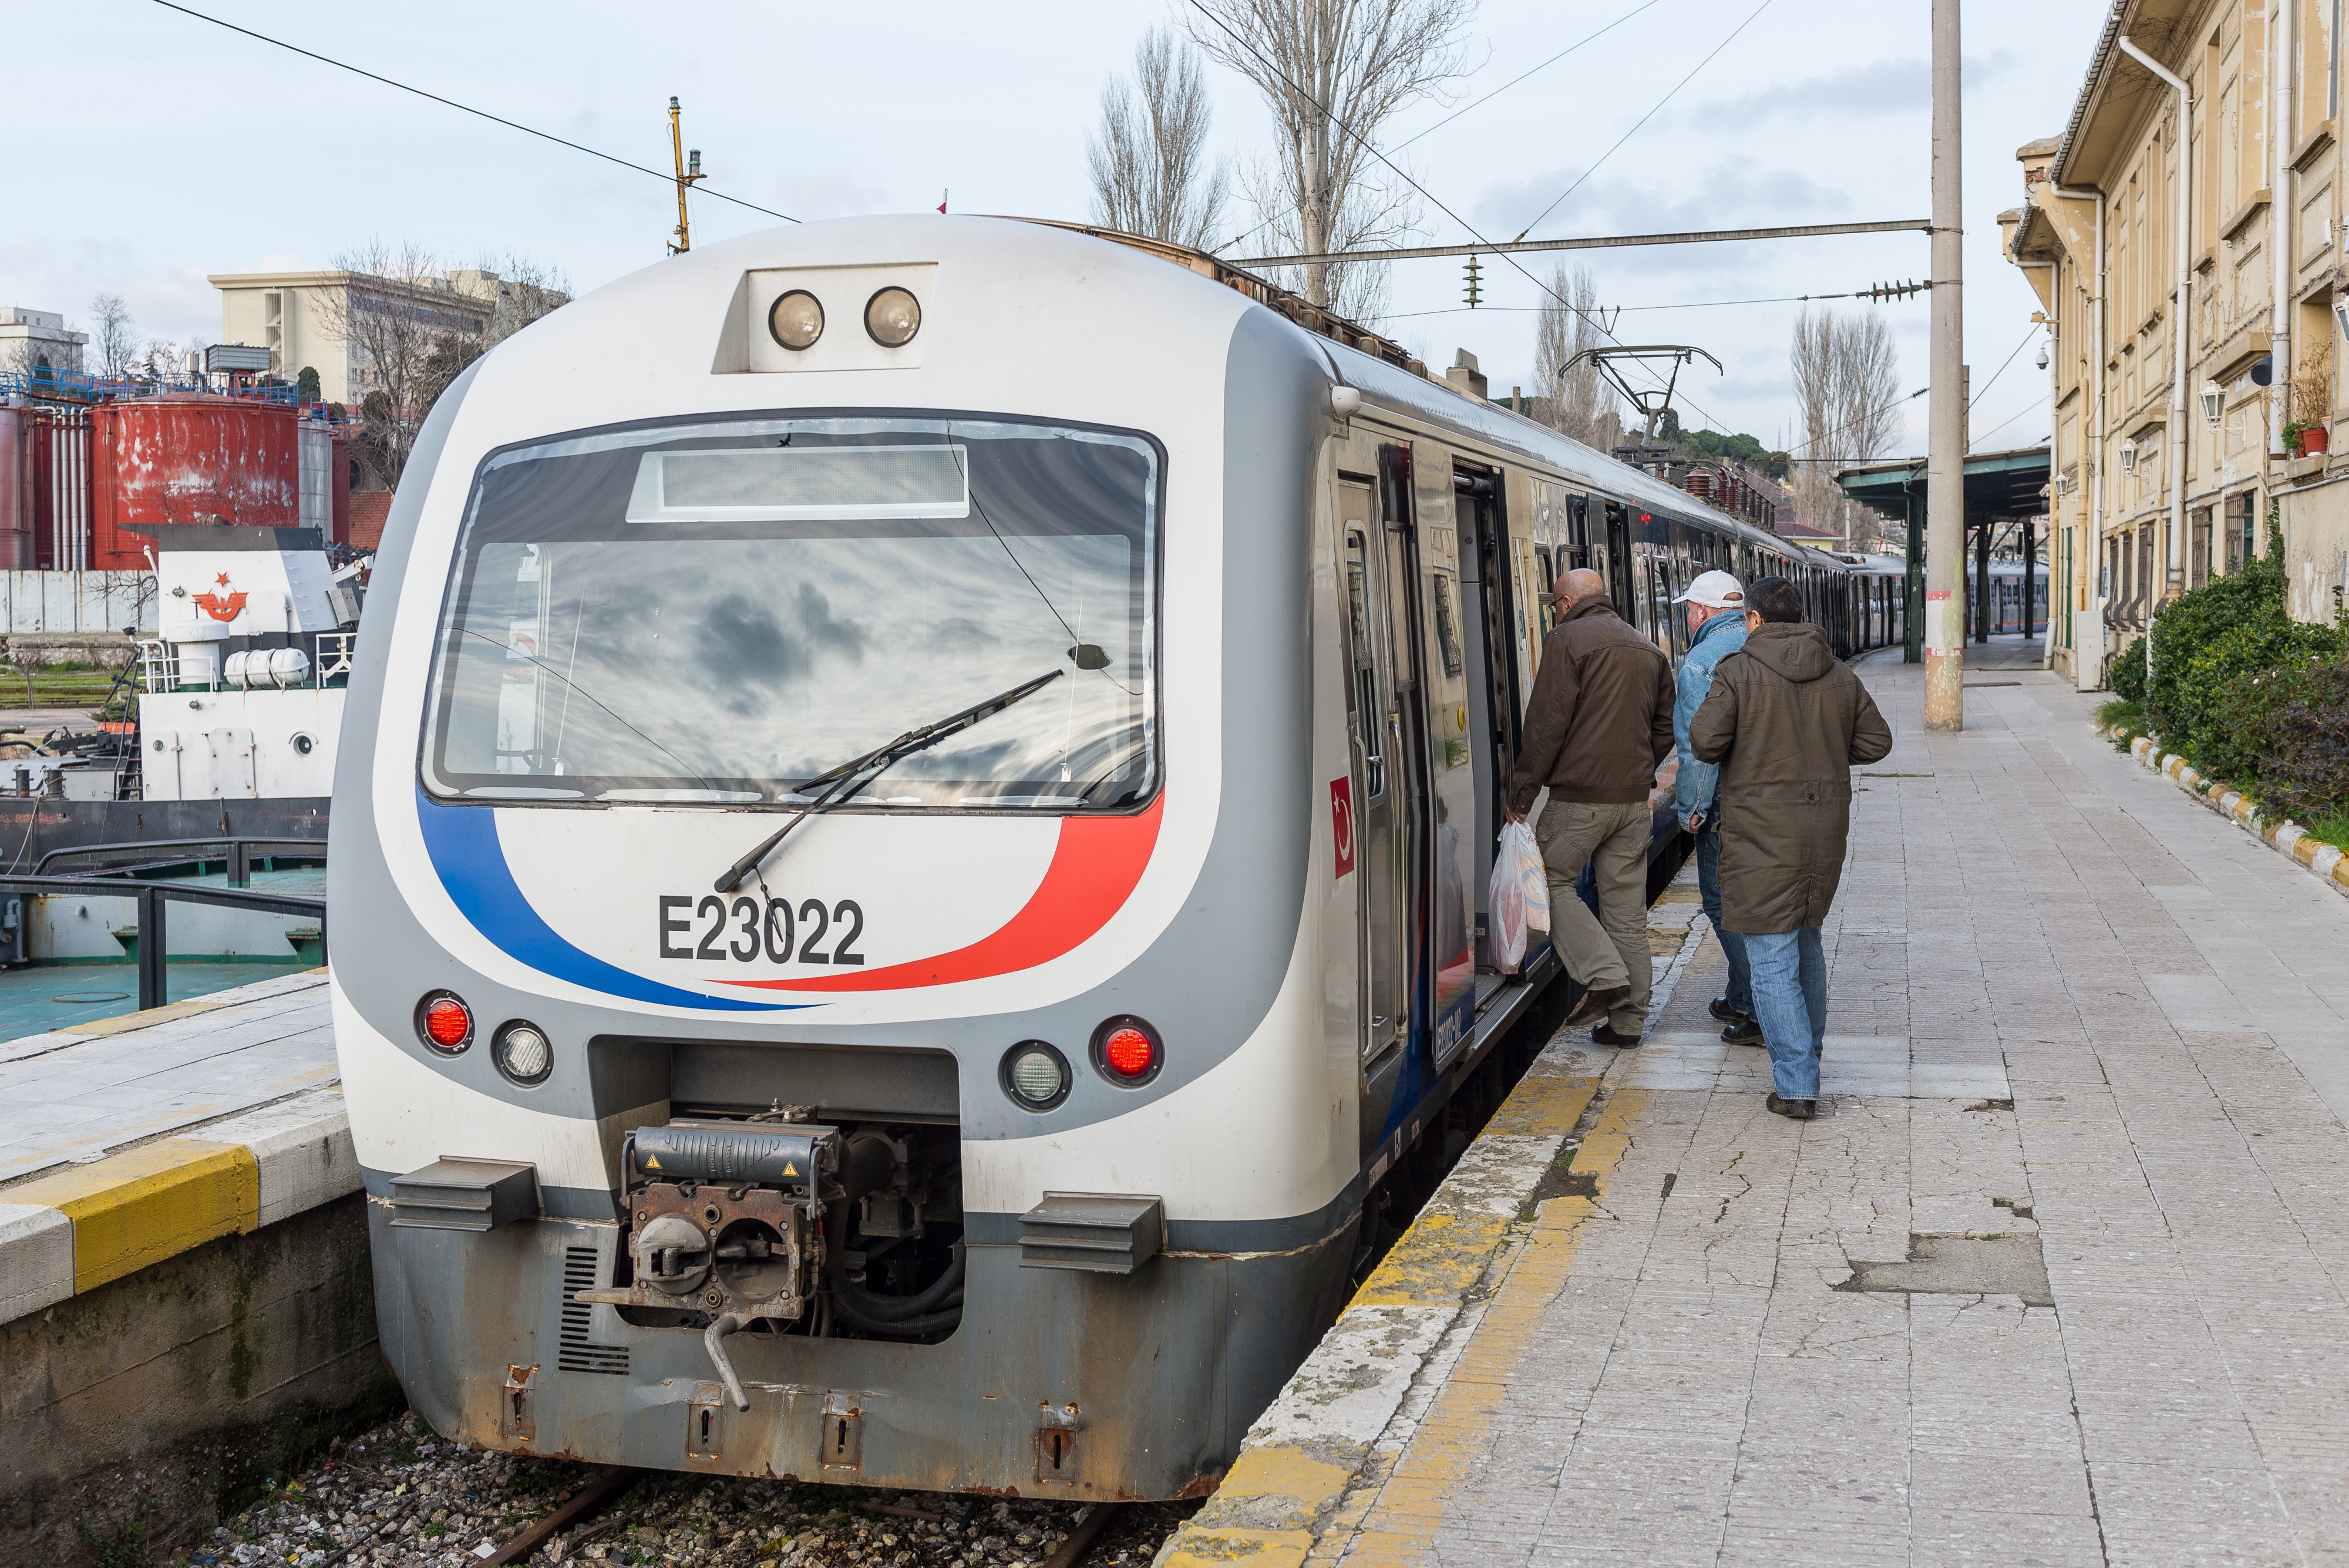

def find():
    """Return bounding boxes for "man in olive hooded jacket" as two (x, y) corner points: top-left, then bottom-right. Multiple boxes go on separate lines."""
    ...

(1687, 576), (1893, 1119)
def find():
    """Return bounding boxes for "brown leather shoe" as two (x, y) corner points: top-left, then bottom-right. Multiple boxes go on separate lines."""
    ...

(1591, 1023), (1640, 1048)
(1765, 1092), (1816, 1120)
(1563, 984), (1630, 1031)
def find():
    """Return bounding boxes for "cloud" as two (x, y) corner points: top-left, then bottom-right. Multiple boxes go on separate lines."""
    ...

(1672, 51), (2019, 132)
(1469, 159), (1857, 277)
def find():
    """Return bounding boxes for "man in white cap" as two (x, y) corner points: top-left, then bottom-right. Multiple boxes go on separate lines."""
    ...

(1671, 568), (1756, 1044)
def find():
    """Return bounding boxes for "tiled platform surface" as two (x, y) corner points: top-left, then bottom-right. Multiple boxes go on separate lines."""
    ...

(0, 968), (334, 1183)
(1324, 638), (2349, 1567)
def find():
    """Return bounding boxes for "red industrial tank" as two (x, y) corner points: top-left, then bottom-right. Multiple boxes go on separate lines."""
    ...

(89, 396), (299, 568)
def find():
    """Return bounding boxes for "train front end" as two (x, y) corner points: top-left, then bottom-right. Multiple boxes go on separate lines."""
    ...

(328, 218), (1357, 1497)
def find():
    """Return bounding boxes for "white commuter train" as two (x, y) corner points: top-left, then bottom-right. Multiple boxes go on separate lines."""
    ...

(330, 217), (1902, 1498)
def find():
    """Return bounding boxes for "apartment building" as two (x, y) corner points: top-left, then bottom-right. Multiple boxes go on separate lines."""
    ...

(207, 267), (560, 405)
(2004, 0), (2349, 689)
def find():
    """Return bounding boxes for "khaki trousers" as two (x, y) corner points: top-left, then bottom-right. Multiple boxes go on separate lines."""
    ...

(1537, 799), (1652, 1031)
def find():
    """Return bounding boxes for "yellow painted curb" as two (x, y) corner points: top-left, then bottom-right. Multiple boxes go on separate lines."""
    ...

(1350, 1211), (1508, 1308)
(1340, 1087), (1649, 1568)
(1482, 1073), (1598, 1139)
(1157, 1526), (1315, 1568)
(8, 1137), (260, 1292)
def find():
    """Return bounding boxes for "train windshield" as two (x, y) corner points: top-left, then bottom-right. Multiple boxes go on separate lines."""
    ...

(422, 416), (1159, 811)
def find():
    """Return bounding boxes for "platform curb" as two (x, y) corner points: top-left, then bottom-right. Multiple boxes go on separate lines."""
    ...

(2101, 725), (2349, 899)
(0, 1085), (355, 1323)
(1156, 901), (1706, 1568)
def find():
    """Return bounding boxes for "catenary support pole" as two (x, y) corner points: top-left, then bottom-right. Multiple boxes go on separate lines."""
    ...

(1976, 521), (1993, 642)
(1924, 0), (1966, 729)
(1904, 473), (1923, 662)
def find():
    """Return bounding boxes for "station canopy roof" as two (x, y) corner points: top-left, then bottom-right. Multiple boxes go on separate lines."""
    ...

(1833, 445), (2050, 525)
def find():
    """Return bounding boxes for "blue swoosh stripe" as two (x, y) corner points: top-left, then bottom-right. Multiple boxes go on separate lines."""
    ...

(417, 788), (801, 1012)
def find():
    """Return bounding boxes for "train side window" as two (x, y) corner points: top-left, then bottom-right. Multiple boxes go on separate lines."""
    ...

(1534, 546), (1556, 638)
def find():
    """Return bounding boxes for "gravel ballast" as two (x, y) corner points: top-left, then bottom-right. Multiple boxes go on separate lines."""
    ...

(170, 1411), (1197, 1568)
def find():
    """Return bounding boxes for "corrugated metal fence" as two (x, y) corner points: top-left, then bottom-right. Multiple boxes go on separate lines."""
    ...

(0, 571), (154, 634)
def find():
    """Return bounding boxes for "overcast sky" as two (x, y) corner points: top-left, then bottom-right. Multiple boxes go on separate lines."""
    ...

(6, 0), (2108, 458)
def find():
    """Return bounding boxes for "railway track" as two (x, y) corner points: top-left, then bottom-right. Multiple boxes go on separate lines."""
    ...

(169, 1409), (1173, 1568)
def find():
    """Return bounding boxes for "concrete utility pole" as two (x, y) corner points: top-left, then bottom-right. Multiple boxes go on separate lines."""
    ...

(1924, 0), (1966, 730)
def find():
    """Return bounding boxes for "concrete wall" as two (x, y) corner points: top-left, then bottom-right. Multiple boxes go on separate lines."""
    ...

(0, 1191), (392, 1566)
(2281, 480), (2349, 625)
(0, 571), (155, 635)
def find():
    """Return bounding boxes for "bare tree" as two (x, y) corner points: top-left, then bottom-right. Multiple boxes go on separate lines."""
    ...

(1530, 263), (1624, 449)
(1089, 28), (1231, 249)
(88, 294), (140, 379)
(1789, 307), (1899, 547)
(1191, 0), (1473, 322)
(322, 244), (567, 489)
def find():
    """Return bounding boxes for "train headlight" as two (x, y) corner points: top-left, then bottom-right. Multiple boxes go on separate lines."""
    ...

(492, 1021), (554, 1086)
(1092, 1016), (1162, 1086)
(417, 991), (474, 1055)
(1001, 1041), (1071, 1111)
(768, 289), (824, 351)
(864, 287), (922, 348)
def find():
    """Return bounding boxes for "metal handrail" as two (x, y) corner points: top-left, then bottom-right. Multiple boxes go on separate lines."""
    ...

(35, 836), (327, 886)
(0, 874), (326, 1011)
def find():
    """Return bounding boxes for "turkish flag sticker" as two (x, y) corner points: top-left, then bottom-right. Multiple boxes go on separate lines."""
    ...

(1330, 777), (1355, 879)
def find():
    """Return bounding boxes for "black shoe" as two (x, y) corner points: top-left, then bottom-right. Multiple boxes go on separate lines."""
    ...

(1592, 1023), (1641, 1048)
(1709, 995), (1754, 1025)
(1721, 1018), (1764, 1047)
(1765, 1092), (1816, 1121)
(1563, 984), (1630, 1031)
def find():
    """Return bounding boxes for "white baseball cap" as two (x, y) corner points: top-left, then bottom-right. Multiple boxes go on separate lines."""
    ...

(1672, 569), (1745, 608)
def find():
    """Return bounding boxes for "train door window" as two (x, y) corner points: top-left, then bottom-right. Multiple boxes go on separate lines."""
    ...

(1533, 546), (1557, 638)
(1566, 493), (1592, 571)
(1602, 500), (1634, 622)
(1429, 573), (1464, 677)
(1341, 491), (1384, 800)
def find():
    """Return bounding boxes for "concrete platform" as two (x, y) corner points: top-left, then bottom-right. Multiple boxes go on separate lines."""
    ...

(0, 970), (383, 1564)
(1166, 640), (2349, 1568)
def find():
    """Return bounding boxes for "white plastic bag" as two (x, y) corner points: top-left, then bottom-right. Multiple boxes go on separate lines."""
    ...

(1489, 819), (1550, 973)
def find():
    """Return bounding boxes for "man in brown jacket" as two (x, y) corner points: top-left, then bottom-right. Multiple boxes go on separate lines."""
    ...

(1505, 567), (1675, 1044)
(1687, 576), (1893, 1119)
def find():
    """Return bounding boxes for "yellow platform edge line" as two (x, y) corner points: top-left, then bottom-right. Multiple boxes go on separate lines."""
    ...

(1338, 1086), (1651, 1568)
(1161, 1071), (1615, 1568)
(6, 1136), (261, 1293)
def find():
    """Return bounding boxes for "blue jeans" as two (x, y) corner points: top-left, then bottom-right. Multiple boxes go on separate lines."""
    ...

(1694, 829), (1752, 1015)
(1741, 927), (1826, 1099)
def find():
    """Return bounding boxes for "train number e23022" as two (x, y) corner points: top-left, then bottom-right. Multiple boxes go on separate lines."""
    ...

(658, 895), (867, 966)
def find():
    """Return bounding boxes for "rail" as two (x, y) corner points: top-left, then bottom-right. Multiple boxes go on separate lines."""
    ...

(0, 875), (325, 1012)
(34, 836), (327, 886)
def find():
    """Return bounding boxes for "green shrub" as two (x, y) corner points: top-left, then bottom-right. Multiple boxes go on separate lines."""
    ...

(2143, 538), (2345, 764)
(2252, 657), (2349, 828)
(2111, 635), (2147, 702)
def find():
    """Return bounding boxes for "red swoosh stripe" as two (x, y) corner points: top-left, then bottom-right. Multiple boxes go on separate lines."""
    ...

(721, 795), (1163, 992)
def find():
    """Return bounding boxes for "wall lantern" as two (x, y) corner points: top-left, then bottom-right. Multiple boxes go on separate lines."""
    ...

(2200, 381), (2225, 426)
(2118, 439), (2139, 474)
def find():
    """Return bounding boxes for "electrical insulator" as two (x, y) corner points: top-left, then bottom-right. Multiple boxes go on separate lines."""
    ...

(1463, 254), (1483, 309)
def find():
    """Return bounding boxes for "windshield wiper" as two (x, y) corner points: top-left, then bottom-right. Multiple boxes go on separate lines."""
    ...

(713, 669), (1065, 893)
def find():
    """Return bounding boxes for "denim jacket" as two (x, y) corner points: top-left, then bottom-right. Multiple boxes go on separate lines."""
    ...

(1673, 608), (1748, 829)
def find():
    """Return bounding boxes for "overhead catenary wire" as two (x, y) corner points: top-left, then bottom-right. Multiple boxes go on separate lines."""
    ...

(1968, 392), (2050, 452)
(1506, 0), (1777, 243)
(1182, 0), (1739, 436)
(1966, 325), (2041, 413)
(149, 0), (799, 226)
(1212, 0), (1667, 259)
